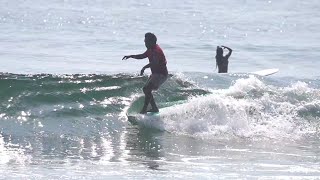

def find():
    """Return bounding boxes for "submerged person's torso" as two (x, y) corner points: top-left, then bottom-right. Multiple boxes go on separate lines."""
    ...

(217, 56), (229, 73)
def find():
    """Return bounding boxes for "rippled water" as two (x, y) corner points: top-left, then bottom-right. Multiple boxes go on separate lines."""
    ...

(1, 0), (320, 179)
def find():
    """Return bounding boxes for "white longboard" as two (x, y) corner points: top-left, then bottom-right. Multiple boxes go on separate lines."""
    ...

(251, 68), (279, 76)
(127, 112), (160, 125)
(126, 111), (168, 131)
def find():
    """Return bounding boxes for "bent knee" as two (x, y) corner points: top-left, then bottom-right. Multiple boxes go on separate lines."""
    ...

(143, 86), (152, 94)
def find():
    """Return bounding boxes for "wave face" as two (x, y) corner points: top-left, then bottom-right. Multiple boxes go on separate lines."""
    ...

(1, 72), (320, 172)
(1, 72), (320, 141)
(0, 73), (207, 137)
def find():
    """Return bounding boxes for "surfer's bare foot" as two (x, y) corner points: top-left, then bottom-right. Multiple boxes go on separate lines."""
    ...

(139, 109), (147, 114)
(147, 108), (159, 113)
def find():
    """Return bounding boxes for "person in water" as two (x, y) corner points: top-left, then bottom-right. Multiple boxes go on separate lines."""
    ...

(215, 45), (232, 73)
(122, 33), (168, 114)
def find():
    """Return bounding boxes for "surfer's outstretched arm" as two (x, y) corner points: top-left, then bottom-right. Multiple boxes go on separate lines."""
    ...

(221, 45), (232, 58)
(122, 53), (147, 60)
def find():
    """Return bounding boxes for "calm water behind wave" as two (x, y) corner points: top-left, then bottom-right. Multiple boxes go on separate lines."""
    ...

(0, 0), (319, 77)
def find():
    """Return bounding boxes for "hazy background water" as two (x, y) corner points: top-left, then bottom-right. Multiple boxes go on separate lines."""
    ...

(0, 0), (319, 77)
(1, 0), (320, 179)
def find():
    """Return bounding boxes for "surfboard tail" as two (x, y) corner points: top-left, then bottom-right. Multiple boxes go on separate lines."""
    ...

(251, 68), (279, 76)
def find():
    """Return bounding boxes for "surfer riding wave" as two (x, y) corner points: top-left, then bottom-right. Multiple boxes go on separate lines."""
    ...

(122, 33), (168, 114)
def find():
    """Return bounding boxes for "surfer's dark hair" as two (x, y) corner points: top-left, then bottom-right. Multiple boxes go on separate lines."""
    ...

(145, 32), (157, 45)
(215, 46), (223, 69)
(216, 46), (223, 57)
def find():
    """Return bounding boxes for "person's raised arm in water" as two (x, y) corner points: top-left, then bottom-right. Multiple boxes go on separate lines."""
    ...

(221, 45), (232, 59)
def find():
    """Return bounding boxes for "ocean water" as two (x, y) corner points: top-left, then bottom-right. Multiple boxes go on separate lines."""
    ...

(1, 0), (320, 179)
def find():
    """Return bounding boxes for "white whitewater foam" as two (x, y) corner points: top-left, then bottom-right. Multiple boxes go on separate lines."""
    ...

(0, 135), (30, 165)
(154, 76), (318, 140)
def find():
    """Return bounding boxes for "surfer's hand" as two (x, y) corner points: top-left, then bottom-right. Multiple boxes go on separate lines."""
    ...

(122, 55), (131, 60)
(140, 68), (145, 76)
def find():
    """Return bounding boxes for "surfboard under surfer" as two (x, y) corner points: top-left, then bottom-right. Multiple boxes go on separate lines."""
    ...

(122, 33), (168, 114)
